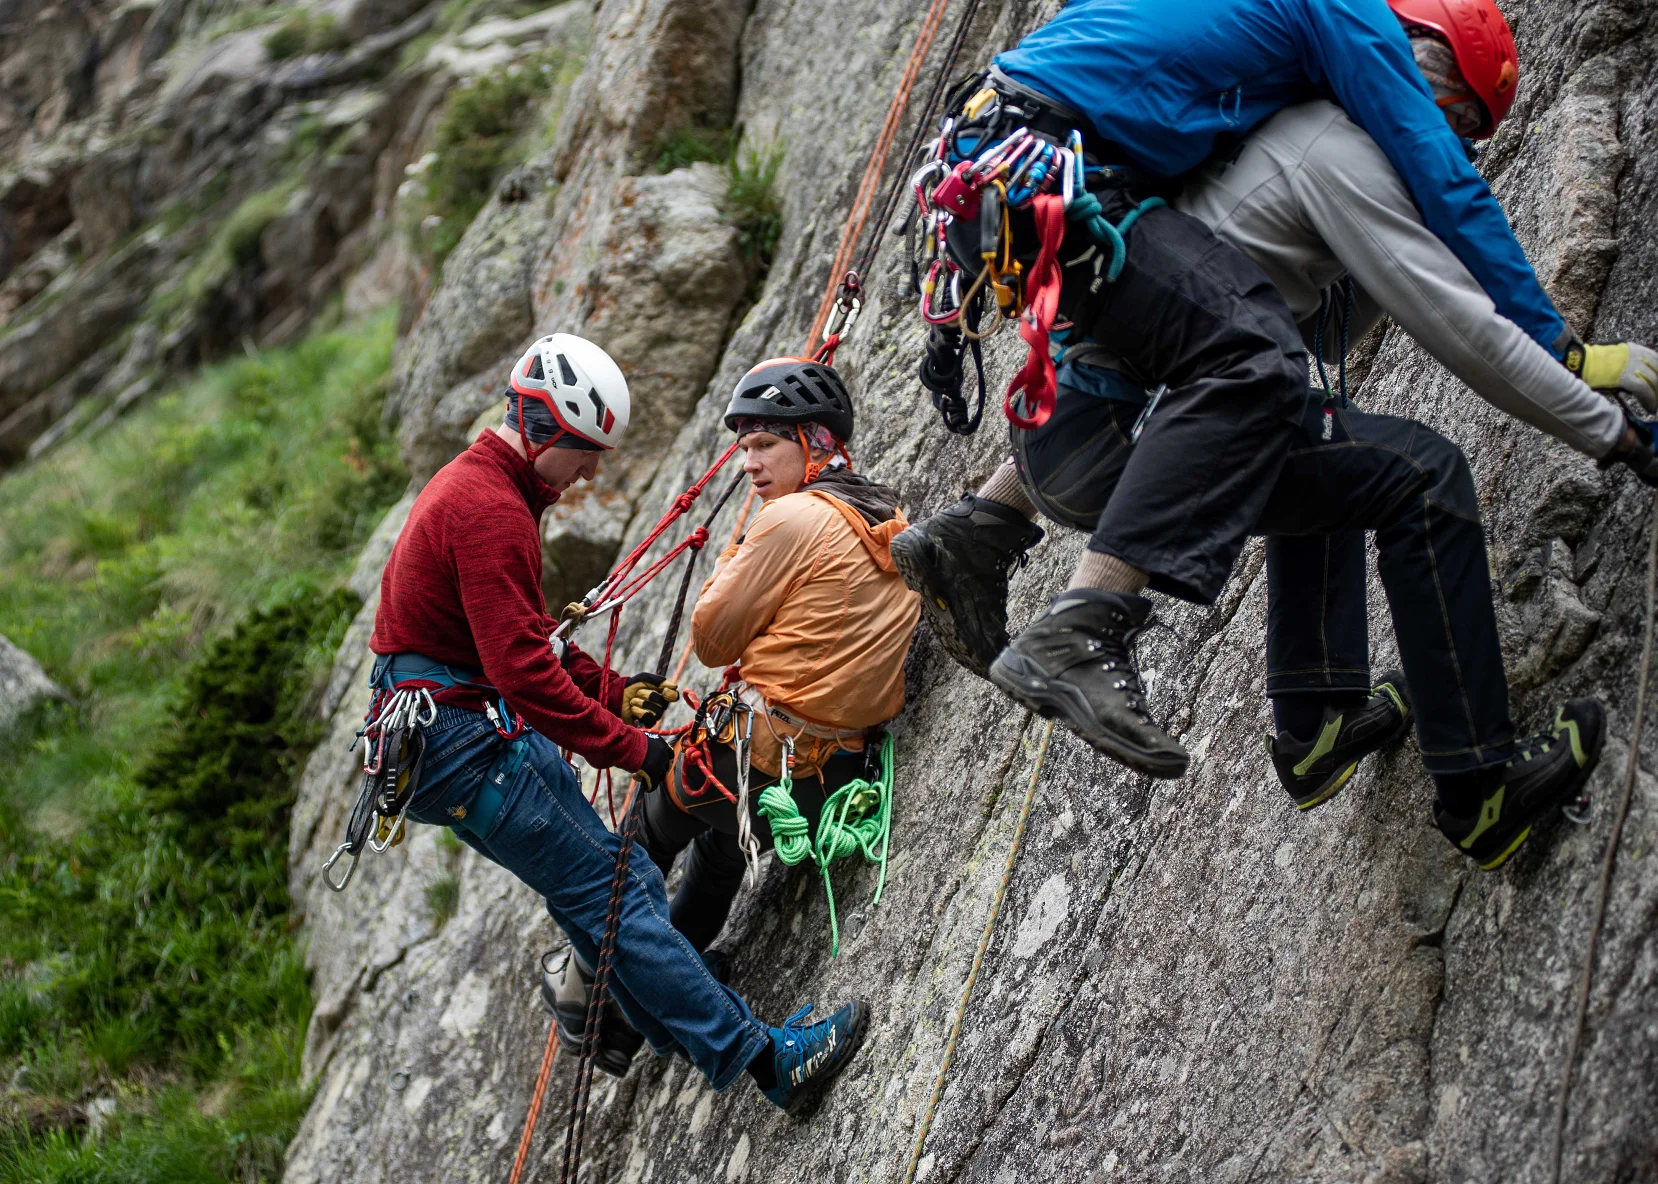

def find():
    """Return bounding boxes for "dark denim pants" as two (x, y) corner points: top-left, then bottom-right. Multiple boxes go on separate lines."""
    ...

(1014, 387), (1517, 774)
(404, 705), (769, 1090)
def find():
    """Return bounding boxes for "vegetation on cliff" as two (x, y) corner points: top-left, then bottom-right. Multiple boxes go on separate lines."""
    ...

(0, 311), (405, 1180)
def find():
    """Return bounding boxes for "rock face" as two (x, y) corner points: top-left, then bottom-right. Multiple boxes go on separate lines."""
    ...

(0, 0), (594, 464)
(284, 0), (1658, 1181)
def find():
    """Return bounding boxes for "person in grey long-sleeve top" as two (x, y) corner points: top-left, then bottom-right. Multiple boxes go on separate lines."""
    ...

(1168, 96), (1658, 807)
(1176, 99), (1641, 458)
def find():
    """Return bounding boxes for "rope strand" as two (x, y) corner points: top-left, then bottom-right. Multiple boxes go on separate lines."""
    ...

(1546, 490), (1658, 1182)
(903, 718), (1053, 1184)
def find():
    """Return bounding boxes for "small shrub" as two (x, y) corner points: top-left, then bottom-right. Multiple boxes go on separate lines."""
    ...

(0, 983), (36, 1057)
(263, 16), (307, 60)
(417, 61), (556, 265)
(426, 874), (461, 927)
(653, 124), (735, 174)
(265, 10), (352, 61)
(725, 139), (785, 299)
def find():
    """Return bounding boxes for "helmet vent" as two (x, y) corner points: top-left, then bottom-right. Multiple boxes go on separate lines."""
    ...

(527, 354), (545, 381)
(558, 354), (579, 386)
(564, 399), (582, 417)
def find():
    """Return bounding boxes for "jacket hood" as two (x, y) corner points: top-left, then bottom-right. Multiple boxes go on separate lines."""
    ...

(802, 471), (909, 572)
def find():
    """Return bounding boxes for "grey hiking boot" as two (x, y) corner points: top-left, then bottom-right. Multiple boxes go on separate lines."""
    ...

(891, 493), (1045, 676)
(539, 949), (644, 1078)
(989, 589), (1188, 779)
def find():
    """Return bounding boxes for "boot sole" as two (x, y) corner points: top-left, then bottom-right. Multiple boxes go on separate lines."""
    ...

(989, 652), (1188, 779)
(890, 528), (996, 678)
(784, 1000), (871, 1118)
(1476, 717), (1606, 871)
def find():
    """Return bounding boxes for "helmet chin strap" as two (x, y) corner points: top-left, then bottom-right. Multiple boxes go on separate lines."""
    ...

(517, 390), (595, 460)
(797, 426), (854, 484)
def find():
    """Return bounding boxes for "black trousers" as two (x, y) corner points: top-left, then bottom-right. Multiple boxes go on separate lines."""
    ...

(1014, 387), (1517, 775)
(638, 744), (865, 952)
(1052, 196), (1311, 604)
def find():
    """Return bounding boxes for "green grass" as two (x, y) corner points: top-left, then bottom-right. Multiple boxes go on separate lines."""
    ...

(652, 124), (737, 174)
(264, 10), (352, 61)
(0, 309), (407, 1179)
(724, 139), (785, 302)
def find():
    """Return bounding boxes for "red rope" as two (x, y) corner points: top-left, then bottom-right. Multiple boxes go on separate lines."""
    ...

(804, 0), (955, 355)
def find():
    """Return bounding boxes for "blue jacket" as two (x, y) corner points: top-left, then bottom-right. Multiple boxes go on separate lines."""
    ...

(995, 0), (1569, 356)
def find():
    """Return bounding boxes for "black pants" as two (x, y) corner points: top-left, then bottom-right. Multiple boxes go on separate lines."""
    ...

(1014, 387), (1517, 774)
(638, 744), (866, 952)
(1053, 196), (1310, 604)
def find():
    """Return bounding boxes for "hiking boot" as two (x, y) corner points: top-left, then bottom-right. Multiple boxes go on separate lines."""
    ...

(988, 589), (1188, 778)
(1266, 672), (1413, 810)
(759, 1000), (870, 1114)
(538, 949), (643, 1078)
(891, 493), (1044, 676)
(1434, 699), (1606, 870)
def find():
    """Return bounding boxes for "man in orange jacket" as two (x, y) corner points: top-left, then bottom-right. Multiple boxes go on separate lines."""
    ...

(640, 358), (921, 952)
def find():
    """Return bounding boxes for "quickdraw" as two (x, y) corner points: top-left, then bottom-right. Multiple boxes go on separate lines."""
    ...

(322, 686), (438, 892)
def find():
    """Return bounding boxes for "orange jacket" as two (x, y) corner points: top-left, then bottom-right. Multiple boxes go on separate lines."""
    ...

(691, 488), (920, 768)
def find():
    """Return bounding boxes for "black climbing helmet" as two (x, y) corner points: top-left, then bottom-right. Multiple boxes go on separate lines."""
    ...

(723, 357), (854, 443)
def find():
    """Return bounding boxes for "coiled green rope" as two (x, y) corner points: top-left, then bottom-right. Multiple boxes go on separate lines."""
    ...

(757, 731), (894, 956)
(1065, 194), (1166, 283)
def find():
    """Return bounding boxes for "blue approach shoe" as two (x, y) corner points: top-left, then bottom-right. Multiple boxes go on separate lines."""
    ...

(761, 1000), (869, 1114)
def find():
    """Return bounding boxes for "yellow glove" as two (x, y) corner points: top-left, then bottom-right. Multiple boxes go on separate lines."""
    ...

(1567, 340), (1658, 413)
(620, 672), (680, 727)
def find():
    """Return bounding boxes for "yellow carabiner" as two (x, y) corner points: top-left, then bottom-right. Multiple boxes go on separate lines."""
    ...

(963, 87), (997, 119)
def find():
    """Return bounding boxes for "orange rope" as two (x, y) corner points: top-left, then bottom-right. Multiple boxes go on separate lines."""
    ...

(508, 1024), (560, 1184)
(506, 774), (643, 1184)
(803, 0), (955, 354)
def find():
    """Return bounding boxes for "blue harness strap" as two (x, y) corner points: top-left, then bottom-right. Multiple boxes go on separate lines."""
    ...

(369, 652), (490, 692)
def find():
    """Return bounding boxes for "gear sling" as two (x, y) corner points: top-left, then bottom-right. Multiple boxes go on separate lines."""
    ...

(321, 653), (528, 891)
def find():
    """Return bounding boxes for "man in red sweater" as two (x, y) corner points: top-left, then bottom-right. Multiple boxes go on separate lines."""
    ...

(369, 333), (867, 1111)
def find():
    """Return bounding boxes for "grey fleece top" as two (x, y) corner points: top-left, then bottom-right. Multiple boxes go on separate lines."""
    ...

(1175, 101), (1623, 458)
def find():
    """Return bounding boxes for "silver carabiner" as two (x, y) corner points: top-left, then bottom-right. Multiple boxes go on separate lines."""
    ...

(321, 841), (361, 892)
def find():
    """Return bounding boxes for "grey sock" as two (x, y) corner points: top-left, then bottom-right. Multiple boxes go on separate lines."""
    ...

(974, 459), (1037, 518)
(1067, 550), (1149, 595)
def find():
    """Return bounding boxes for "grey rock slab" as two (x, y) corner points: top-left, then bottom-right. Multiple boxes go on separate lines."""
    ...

(0, 633), (66, 736)
(287, 0), (1658, 1181)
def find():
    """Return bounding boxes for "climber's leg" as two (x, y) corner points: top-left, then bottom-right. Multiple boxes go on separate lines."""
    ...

(1255, 402), (1513, 774)
(1259, 531), (1411, 810)
(406, 708), (768, 1090)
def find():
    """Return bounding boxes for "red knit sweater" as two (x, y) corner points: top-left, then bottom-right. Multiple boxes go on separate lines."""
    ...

(370, 430), (648, 771)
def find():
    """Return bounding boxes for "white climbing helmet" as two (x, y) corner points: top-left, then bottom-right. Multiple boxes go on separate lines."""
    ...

(509, 333), (631, 453)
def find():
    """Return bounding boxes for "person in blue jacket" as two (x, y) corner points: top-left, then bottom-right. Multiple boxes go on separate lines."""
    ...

(893, 0), (1643, 868)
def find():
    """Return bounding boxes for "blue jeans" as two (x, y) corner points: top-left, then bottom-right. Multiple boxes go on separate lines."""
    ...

(404, 705), (769, 1090)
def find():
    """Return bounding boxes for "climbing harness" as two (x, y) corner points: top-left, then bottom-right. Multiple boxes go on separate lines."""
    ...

(321, 682), (437, 892)
(757, 729), (895, 956)
(1547, 491), (1658, 1182)
(322, 654), (525, 892)
(903, 717), (1053, 1184)
(907, 74), (1165, 433)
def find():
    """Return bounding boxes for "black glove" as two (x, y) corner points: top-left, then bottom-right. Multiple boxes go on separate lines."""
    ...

(635, 734), (675, 791)
(620, 671), (679, 727)
(1599, 412), (1658, 488)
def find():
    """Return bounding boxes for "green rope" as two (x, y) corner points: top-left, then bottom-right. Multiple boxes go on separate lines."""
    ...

(756, 731), (895, 956)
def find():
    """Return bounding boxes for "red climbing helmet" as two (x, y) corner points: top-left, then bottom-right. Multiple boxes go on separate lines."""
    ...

(1388, 0), (1520, 138)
